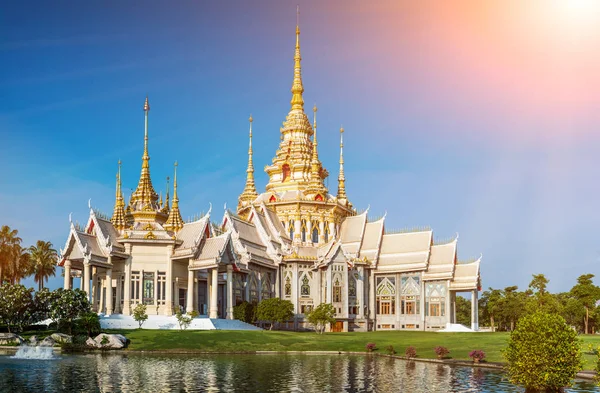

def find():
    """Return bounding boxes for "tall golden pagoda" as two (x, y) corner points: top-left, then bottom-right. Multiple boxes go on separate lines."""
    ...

(238, 12), (354, 245)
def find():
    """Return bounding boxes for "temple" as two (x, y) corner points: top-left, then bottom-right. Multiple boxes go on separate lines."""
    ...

(58, 16), (481, 332)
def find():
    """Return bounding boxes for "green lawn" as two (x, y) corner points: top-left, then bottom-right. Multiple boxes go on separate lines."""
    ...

(96, 329), (600, 371)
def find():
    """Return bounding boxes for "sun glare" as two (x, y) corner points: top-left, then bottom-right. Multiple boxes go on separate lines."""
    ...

(547, 0), (600, 29)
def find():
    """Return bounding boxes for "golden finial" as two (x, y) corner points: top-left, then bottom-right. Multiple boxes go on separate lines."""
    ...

(143, 96), (150, 112)
(337, 126), (347, 201)
(164, 161), (184, 232)
(238, 114), (259, 209)
(111, 160), (127, 231)
(290, 6), (304, 111)
(162, 176), (170, 213)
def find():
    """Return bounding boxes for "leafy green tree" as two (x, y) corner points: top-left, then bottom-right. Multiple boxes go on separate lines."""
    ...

(50, 288), (91, 334)
(175, 309), (197, 330)
(479, 288), (503, 331)
(233, 301), (256, 323)
(501, 286), (528, 331)
(33, 287), (53, 322)
(454, 295), (471, 327)
(0, 283), (35, 332)
(79, 311), (101, 337)
(133, 304), (148, 329)
(570, 274), (600, 334)
(28, 241), (57, 291)
(307, 303), (336, 334)
(526, 274), (561, 315)
(0, 226), (22, 284)
(504, 312), (582, 392)
(255, 298), (294, 330)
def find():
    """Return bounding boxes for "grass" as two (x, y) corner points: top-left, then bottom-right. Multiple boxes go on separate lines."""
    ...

(95, 329), (600, 371)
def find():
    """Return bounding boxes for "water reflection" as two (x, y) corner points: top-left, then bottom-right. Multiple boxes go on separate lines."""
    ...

(0, 353), (598, 393)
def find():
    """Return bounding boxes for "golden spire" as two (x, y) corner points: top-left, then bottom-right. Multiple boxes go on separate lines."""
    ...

(290, 6), (304, 111)
(337, 126), (347, 201)
(164, 161), (184, 232)
(238, 115), (259, 209)
(131, 96), (159, 212)
(111, 160), (127, 230)
(307, 105), (325, 194)
(162, 176), (170, 214)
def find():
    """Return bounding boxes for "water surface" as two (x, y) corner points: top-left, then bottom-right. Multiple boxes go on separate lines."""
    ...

(0, 351), (598, 392)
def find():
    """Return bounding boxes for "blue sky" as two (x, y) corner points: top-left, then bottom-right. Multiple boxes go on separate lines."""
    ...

(1, 1), (600, 293)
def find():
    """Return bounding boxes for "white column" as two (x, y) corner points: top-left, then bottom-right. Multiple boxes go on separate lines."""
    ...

(315, 267), (322, 305)
(292, 264), (299, 313)
(154, 269), (159, 310)
(244, 272), (250, 302)
(306, 219), (312, 245)
(123, 254), (132, 315)
(106, 268), (113, 316)
(98, 276), (105, 313)
(420, 278), (426, 331)
(186, 268), (194, 313)
(328, 221), (336, 240)
(139, 269), (144, 307)
(226, 265), (234, 319)
(294, 218), (301, 243)
(91, 267), (98, 312)
(368, 272), (375, 321)
(274, 265), (281, 298)
(165, 246), (173, 315)
(357, 266), (364, 319)
(445, 280), (451, 326)
(83, 260), (91, 299)
(210, 267), (219, 318)
(206, 270), (212, 315)
(318, 219), (325, 243)
(63, 260), (71, 289)
(342, 265), (349, 318)
(115, 275), (122, 314)
(326, 266), (333, 304)
(471, 289), (479, 331)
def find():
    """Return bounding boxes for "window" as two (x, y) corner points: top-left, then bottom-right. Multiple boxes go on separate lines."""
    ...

(425, 282), (446, 317)
(400, 276), (420, 315)
(143, 272), (155, 305)
(376, 276), (396, 315)
(284, 276), (292, 297)
(300, 304), (313, 314)
(250, 273), (258, 303)
(131, 271), (140, 303)
(348, 274), (357, 297)
(311, 226), (319, 243)
(324, 224), (329, 242)
(261, 273), (272, 300)
(300, 274), (310, 297)
(289, 220), (295, 239)
(157, 272), (166, 305)
(333, 277), (342, 303)
(301, 219), (307, 242)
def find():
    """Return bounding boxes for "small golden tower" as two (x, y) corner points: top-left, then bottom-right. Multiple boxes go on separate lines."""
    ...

(164, 161), (184, 232)
(337, 126), (348, 203)
(238, 115), (259, 211)
(111, 160), (127, 231)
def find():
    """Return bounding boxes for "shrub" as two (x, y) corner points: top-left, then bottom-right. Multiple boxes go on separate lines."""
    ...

(50, 289), (91, 334)
(469, 350), (486, 362)
(386, 345), (396, 355)
(61, 335), (89, 353)
(0, 284), (36, 333)
(504, 311), (582, 392)
(175, 310), (193, 331)
(78, 312), (100, 337)
(255, 298), (294, 330)
(405, 346), (417, 358)
(132, 304), (148, 329)
(366, 343), (377, 352)
(306, 303), (336, 334)
(233, 301), (256, 324)
(434, 346), (449, 359)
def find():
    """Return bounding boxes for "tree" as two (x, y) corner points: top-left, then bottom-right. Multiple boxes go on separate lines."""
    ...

(0, 226), (22, 284)
(526, 274), (561, 315)
(175, 309), (198, 330)
(255, 298), (294, 330)
(50, 288), (91, 334)
(570, 274), (600, 334)
(133, 304), (148, 329)
(307, 303), (336, 334)
(501, 286), (527, 331)
(454, 295), (471, 327)
(480, 288), (503, 331)
(0, 283), (35, 332)
(504, 312), (582, 392)
(29, 241), (57, 291)
(233, 301), (256, 323)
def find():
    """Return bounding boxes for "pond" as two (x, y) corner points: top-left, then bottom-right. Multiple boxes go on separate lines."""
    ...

(0, 351), (598, 392)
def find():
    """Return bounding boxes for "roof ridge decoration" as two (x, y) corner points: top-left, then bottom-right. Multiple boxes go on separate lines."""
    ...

(164, 161), (184, 233)
(248, 205), (283, 264)
(385, 225), (432, 235)
(238, 115), (259, 209)
(111, 160), (127, 231)
(222, 209), (251, 265)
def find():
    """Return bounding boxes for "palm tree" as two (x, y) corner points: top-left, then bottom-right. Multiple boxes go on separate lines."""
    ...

(0, 225), (22, 284)
(9, 245), (31, 284)
(29, 241), (57, 291)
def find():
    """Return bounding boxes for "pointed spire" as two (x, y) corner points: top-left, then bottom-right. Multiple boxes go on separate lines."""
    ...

(111, 160), (127, 230)
(131, 96), (159, 212)
(290, 5), (304, 111)
(337, 126), (348, 201)
(307, 105), (325, 194)
(164, 161), (184, 232)
(162, 176), (170, 214)
(238, 115), (259, 209)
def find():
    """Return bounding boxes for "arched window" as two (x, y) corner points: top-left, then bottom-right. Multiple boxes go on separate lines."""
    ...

(289, 220), (295, 239)
(301, 219), (307, 242)
(311, 227), (319, 243)
(282, 164), (291, 182)
(324, 224), (329, 242)
(285, 276), (292, 296)
(333, 276), (343, 303)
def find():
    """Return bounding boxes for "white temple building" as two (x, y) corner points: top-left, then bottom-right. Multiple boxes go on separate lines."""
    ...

(58, 19), (481, 332)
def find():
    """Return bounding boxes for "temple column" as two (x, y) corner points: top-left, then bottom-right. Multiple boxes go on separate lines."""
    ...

(206, 269), (212, 315)
(154, 269), (159, 311)
(83, 260), (91, 300)
(326, 266), (333, 304)
(257, 272), (263, 303)
(318, 219), (325, 244)
(306, 219), (312, 245)
(294, 216), (301, 243)
(292, 264), (299, 330)
(226, 265), (234, 319)
(186, 268), (194, 313)
(165, 246), (173, 315)
(274, 265), (281, 298)
(357, 266), (364, 319)
(471, 289), (479, 331)
(368, 272), (375, 320)
(91, 267), (98, 312)
(106, 268), (113, 316)
(63, 260), (71, 289)
(123, 250), (132, 315)
(115, 275), (122, 314)
(210, 267), (218, 318)
(420, 278), (426, 331)
(244, 272), (250, 302)
(328, 221), (336, 240)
